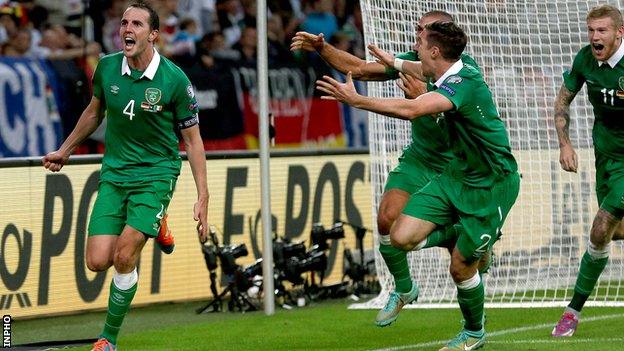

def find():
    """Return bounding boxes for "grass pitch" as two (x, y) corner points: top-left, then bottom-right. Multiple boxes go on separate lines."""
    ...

(11, 299), (624, 350)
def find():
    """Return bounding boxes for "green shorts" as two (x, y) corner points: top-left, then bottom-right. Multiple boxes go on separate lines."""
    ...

(595, 151), (624, 219)
(403, 171), (520, 262)
(88, 178), (177, 237)
(384, 150), (442, 194)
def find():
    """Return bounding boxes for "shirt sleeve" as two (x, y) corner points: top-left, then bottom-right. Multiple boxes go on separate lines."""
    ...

(172, 72), (200, 130)
(562, 50), (586, 93)
(92, 60), (104, 100)
(433, 74), (469, 111)
(385, 51), (418, 78)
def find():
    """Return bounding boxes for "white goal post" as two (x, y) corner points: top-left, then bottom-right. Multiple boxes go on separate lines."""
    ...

(355, 0), (624, 309)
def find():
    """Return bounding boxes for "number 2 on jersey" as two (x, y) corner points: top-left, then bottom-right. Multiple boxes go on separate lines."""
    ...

(123, 99), (135, 120)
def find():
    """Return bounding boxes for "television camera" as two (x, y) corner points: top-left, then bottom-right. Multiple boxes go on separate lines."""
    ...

(196, 226), (260, 314)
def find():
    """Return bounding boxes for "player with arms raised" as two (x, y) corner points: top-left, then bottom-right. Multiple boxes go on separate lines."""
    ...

(42, 2), (209, 350)
(316, 22), (519, 350)
(292, 11), (494, 328)
(552, 4), (624, 337)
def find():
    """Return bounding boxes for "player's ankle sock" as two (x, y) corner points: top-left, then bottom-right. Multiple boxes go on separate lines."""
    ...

(421, 224), (460, 249)
(101, 268), (138, 345)
(456, 272), (484, 332)
(569, 243), (609, 311)
(378, 235), (412, 293)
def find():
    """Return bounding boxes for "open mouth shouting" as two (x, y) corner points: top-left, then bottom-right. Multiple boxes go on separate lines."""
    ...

(124, 36), (136, 51)
(591, 42), (606, 59)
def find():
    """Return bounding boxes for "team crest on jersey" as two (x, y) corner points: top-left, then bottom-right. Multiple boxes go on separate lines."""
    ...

(145, 88), (162, 105)
(446, 75), (462, 84)
(619, 76), (624, 91)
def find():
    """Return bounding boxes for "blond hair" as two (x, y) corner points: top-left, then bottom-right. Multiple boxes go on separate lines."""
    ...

(587, 4), (623, 28)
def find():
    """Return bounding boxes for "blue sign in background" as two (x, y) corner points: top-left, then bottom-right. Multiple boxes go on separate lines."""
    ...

(0, 58), (63, 157)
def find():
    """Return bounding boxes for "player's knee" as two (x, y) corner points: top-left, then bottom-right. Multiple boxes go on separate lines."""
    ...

(113, 249), (137, 271)
(377, 211), (396, 236)
(390, 233), (415, 251)
(86, 256), (112, 272)
(449, 257), (476, 283)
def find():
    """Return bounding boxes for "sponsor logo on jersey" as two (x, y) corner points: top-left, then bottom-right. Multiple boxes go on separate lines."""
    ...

(110, 85), (119, 95)
(186, 84), (195, 98)
(619, 76), (624, 91)
(145, 88), (162, 105)
(446, 75), (462, 84)
(140, 101), (163, 112)
(438, 84), (456, 96)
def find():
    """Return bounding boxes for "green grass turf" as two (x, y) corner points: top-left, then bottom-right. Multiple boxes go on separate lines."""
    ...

(11, 299), (624, 350)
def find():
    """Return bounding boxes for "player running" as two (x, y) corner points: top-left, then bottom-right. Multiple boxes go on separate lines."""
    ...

(316, 21), (519, 351)
(42, 2), (209, 350)
(552, 4), (624, 338)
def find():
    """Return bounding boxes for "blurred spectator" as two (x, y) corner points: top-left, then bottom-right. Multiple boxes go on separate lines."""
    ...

(240, 0), (256, 28)
(34, 0), (90, 38)
(178, 0), (217, 35)
(301, 0), (338, 39)
(267, 14), (291, 65)
(0, 10), (18, 45)
(3, 28), (30, 56)
(216, 0), (243, 47)
(232, 26), (256, 66)
(197, 30), (240, 62)
(186, 48), (246, 150)
(30, 24), (101, 60)
(339, 1), (364, 58)
(168, 17), (200, 67)
(101, 0), (126, 53)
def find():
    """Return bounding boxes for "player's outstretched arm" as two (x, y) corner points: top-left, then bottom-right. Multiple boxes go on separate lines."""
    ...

(316, 72), (452, 119)
(367, 44), (426, 82)
(290, 31), (389, 81)
(42, 96), (103, 172)
(554, 84), (579, 173)
(180, 125), (209, 244)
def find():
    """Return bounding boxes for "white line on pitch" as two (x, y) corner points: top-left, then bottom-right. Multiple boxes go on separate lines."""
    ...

(367, 313), (624, 351)
(488, 337), (624, 345)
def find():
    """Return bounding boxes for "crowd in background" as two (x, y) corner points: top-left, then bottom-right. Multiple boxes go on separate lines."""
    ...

(0, 0), (366, 152)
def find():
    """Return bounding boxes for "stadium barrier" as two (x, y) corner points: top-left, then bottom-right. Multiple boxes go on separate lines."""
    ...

(0, 149), (372, 318)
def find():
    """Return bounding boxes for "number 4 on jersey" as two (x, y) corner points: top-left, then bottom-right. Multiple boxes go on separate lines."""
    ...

(123, 99), (135, 120)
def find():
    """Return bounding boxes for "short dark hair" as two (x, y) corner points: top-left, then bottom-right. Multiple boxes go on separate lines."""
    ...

(424, 21), (467, 60)
(128, 1), (160, 31)
(422, 10), (454, 22)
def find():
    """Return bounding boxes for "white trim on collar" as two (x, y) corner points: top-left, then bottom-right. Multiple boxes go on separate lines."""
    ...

(597, 39), (624, 68)
(121, 49), (161, 79)
(434, 60), (463, 87)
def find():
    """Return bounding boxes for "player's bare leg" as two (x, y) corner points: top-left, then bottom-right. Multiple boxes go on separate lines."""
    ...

(553, 210), (620, 337)
(376, 189), (419, 326)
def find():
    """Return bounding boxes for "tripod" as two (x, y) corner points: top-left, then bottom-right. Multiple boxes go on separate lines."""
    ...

(196, 269), (258, 313)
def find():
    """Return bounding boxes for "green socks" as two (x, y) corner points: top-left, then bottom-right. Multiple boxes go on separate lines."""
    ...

(457, 274), (484, 332)
(101, 271), (138, 345)
(379, 241), (412, 293)
(569, 249), (608, 312)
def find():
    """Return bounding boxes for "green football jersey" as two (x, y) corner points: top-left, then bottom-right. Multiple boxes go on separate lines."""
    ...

(384, 52), (479, 170)
(563, 44), (624, 159)
(92, 51), (199, 182)
(433, 60), (517, 187)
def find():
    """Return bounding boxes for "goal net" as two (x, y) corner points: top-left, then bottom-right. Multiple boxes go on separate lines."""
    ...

(356, 0), (624, 308)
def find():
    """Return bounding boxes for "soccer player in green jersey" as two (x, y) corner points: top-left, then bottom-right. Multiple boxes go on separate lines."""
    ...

(42, 2), (209, 350)
(551, 4), (624, 338)
(317, 21), (519, 351)
(292, 11), (493, 328)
